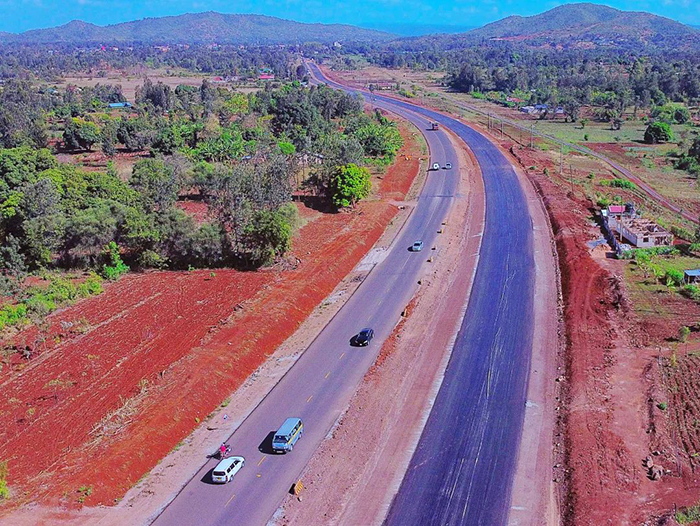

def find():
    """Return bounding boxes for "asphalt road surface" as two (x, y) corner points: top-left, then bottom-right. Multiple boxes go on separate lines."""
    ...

(308, 64), (536, 526)
(153, 75), (460, 526)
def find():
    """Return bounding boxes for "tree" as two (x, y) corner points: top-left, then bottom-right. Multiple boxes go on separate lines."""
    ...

(644, 122), (674, 144)
(63, 118), (100, 151)
(331, 163), (371, 208)
(130, 159), (179, 212)
(243, 207), (293, 266)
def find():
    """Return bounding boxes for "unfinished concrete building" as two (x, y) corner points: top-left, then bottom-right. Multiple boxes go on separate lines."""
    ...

(602, 203), (673, 248)
(608, 215), (673, 248)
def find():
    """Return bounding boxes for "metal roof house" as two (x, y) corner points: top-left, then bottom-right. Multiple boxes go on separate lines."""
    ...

(109, 102), (132, 108)
(684, 269), (700, 284)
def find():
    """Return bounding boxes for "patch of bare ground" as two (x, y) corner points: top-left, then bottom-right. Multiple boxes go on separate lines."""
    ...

(275, 128), (486, 525)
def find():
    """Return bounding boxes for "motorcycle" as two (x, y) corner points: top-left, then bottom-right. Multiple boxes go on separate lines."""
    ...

(219, 444), (231, 459)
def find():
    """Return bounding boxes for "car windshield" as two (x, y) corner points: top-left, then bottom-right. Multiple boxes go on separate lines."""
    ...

(274, 435), (286, 442)
(213, 471), (226, 476)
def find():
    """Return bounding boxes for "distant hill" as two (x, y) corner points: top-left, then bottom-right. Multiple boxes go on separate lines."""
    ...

(0, 12), (394, 45)
(399, 3), (699, 51)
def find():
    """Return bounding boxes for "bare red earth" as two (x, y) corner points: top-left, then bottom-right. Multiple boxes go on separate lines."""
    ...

(0, 126), (420, 510)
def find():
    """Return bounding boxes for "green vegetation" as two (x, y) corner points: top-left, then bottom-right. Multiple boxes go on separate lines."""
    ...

(651, 103), (691, 125)
(0, 273), (103, 331)
(0, 80), (398, 278)
(676, 501), (700, 524)
(77, 485), (93, 503)
(0, 461), (8, 500)
(600, 178), (636, 189)
(644, 122), (674, 144)
(331, 163), (372, 208)
(100, 242), (129, 281)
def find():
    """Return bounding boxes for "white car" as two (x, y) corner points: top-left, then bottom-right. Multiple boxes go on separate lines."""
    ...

(444, 162), (452, 170)
(211, 456), (245, 484)
(432, 163), (440, 171)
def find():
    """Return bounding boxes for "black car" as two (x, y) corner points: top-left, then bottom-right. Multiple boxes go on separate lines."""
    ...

(351, 328), (374, 347)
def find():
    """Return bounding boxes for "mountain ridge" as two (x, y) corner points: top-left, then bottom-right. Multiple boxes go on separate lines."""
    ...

(0, 12), (394, 44)
(398, 3), (699, 51)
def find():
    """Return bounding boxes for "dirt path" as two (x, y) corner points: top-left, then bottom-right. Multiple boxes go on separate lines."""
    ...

(275, 128), (486, 525)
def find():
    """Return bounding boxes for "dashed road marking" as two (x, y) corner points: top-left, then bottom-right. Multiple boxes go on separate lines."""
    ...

(339, 352), (345, 360)
(307, 395), (313, 403)
(225, 494), (236, 507)
(324, 371), (331, 379)
(257, 456), (265, 467)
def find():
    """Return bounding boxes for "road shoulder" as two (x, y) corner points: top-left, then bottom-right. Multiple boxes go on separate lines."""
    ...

(506, 148), (562, 526)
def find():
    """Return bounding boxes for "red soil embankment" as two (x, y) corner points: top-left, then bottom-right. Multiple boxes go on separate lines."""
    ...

(0, 124), (421, 509)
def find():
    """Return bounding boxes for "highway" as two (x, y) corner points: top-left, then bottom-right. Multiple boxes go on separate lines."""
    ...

(153, 72), (460, 526)
(309, 63), (536, 525)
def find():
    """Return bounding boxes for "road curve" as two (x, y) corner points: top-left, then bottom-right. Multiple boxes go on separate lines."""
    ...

(152, 74), (460, 525)
(309, 63), (536, 525)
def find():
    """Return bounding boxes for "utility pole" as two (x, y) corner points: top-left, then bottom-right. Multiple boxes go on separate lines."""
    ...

(560, 144), (564, 175)
(500, 119), (503, 138)
(529, 124), (534, 149)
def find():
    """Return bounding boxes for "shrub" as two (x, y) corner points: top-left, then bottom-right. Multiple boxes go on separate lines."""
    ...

(137, 250), (166, 269)
(679, 325), (691, 342)
(78, 272), (103, 297)
(665, 268), (684, 287)
(0, 461), (8, 500)
(671, 225), (694, 241)
(644, 122), (674, 144)
(596, 195), (612, 207)
(600, 178), (636, 189)
(676, 502), (700, 525)
(683, 285), (700, 301)
(100, 242), (129, 281)
(0, 303), (28, 330)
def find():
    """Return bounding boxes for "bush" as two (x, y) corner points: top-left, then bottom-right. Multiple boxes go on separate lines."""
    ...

(644, 122), (674, 144)
(331, 163), (371, 208)
(671, 225), (694, 241)
(78, 272), (103, 297)
(100, 242), (129, 281)
(676, 501), (700, 524)
(0, 303), (28, 330)
(683, 284), (700, 301)
(243, 208), (293, 266)
(665, 268), (684, 287)
(137, 250), (166, 269)
(0, 461), (8, 500)
(600, 178), (636, 189)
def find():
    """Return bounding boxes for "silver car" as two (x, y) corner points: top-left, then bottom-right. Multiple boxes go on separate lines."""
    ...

(412, 240), (424, 252)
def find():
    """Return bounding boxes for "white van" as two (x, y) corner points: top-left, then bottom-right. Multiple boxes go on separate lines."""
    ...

(211, 456), (245, 484)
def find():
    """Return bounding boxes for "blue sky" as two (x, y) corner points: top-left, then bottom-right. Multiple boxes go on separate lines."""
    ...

(1, 0), (697, 34)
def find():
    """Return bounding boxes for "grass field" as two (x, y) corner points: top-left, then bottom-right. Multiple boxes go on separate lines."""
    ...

(532, 119), (692, 145)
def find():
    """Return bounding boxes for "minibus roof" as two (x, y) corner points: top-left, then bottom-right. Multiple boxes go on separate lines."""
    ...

(276, 417), (302, 436)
